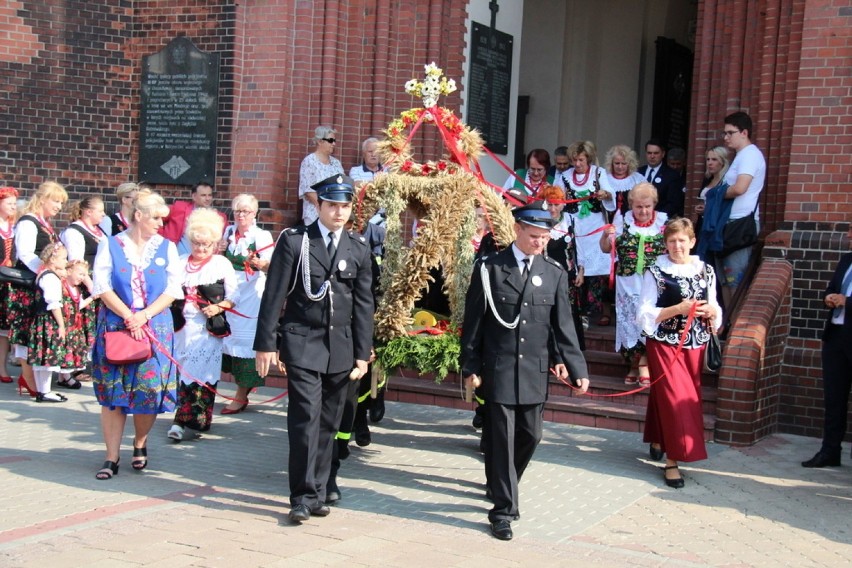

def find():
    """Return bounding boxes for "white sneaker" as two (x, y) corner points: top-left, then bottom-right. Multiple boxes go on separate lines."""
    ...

(167, 424), (184, 442)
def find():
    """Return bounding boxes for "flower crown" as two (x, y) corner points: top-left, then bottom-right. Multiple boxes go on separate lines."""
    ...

(404, 62), (457, 108)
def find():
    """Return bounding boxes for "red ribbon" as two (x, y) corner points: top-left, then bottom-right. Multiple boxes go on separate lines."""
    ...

(558, 303), (698, 397)
(142, 326), (287, 405)
(183, 294), (255, 319)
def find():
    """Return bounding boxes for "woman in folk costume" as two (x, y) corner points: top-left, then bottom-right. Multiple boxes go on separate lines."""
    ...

(600, 183), (668, 386)
(9, 181), (67, 397)
(167, 208), (238, 442)
(219, 193), (273, 414)
(562, 141), (616, 325)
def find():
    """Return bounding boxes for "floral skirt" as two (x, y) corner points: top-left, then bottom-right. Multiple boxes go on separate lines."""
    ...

(0, 282), (12, 330)
(92, 310), (177, 415)
(174, 381), (216, 431)
(6, 286), (35, 346)
(27, 312), (72, 368)
(222, 353), (265, 389)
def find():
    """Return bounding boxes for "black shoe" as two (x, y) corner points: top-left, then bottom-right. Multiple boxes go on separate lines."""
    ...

(802, 451), (841, 468)
(664, 465), (685, 488)
(490, 520), (513, 541)
(131, 445), (148, 471)
(325, 491), (341, 505)
(485, 487), (493, 502)
(472, 412), (484, 429)
(288, 504), (311, 523)
(311, 503), (331, 517)
(649, 444), (664, 461)
(369, 394), (385, 423)
(355, 427), (371, 447)
(35, 392), (67, 403)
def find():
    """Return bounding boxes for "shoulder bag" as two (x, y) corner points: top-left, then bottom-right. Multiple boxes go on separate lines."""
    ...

(0, 265), (36, 289)
(720, 203), (758, 257)
(104, 330), (152, 365)
(702, 263), (722, 371)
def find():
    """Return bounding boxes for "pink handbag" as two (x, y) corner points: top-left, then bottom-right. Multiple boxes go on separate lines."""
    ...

(104, 330), (153, 365)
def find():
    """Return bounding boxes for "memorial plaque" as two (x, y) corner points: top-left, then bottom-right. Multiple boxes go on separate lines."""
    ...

(467, 22), (513, 155)
(139, 36), (219, 184)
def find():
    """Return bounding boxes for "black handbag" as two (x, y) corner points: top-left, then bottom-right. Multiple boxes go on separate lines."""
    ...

(0, 265), (36, 289)
(720, 208), (758, 257)
(702, 263), (722, 371)
(196, 280), (231, 338)
(705, 329), (722, 371)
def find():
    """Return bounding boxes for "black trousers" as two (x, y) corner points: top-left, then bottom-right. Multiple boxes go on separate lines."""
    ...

(285, 364), (350, 508)
(821, 324), (852, 454)
(485, 402), (543, 522)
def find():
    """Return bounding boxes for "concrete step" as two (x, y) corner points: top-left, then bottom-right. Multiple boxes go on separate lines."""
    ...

(384, 372), (716, 441)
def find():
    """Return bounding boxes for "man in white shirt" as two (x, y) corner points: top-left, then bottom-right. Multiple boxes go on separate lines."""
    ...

(721, 111), (766, 302)
(349, 137), (384, 183)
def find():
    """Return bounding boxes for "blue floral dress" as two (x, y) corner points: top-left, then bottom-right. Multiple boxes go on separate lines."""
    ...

(91, 234), (182, 414)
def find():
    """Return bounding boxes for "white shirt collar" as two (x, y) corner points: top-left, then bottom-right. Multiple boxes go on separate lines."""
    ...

(317, 222), (343, 246)
(511, 243), (533, 272)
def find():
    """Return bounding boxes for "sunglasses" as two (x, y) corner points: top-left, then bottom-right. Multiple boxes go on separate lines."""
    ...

(322, 137), (336, 144)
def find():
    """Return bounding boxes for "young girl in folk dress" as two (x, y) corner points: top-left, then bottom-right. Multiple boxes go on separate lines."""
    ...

(26, 243), (73, 402)
(57, 260), (96, 388)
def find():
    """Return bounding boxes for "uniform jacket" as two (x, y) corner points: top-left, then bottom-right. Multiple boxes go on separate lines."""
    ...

(823, 252), (852, 342)
(461, 246), (588, 405)
(638, 163), (684, 217)
(253, 221), (374, 374)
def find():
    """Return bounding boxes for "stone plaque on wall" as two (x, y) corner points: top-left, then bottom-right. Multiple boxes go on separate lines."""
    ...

(139, 36), (219, 184)
(467, 22), (513, 155)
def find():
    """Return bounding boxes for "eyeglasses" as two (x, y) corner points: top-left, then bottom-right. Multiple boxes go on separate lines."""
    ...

(528, 167), (546, 173)
(233, 209), (255, 216)
(322, 137), (336, 144)
(190, 241), (216, 250)
(723, 130), (740, 137)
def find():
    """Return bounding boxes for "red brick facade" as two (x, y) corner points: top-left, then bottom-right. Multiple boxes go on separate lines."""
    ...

(690, 0), (851, 445)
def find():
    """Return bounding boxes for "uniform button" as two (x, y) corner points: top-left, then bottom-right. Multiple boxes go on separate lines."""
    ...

(501, 297), (505, 301)
(521, 320), (526, 325)
(330, 325), (334, 330)
(520, 338), (525, 342)
(524, 302), (528, 306)
(519, 354), (524, 359)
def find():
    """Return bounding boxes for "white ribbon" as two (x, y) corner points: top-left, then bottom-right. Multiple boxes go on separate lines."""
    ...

(480, 262), (519, 329)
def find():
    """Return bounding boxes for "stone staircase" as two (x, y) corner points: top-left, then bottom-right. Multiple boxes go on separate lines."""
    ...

(383, 321), (718, 440)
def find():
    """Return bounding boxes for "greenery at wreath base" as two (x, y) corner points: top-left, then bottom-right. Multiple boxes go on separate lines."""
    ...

(374, 331), (461, 383)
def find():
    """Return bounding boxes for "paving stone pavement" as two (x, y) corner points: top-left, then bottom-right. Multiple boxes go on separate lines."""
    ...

(0, 381), (851, 567)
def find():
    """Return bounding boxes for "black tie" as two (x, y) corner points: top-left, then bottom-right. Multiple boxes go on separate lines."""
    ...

(646, 167), (655, 182)
(327, 232), (337, 258)
(521, 258), (530, 282)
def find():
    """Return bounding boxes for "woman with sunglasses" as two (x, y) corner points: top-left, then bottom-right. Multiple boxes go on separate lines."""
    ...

(298, 126), (343, 226)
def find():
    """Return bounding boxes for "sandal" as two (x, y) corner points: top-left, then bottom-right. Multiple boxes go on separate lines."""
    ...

(95, 460), (119, 480)
(131, 445), (148, 471)
(638, 365), (651, 387)
(57, 376), (82, 390)
(624, 372), (639, 385)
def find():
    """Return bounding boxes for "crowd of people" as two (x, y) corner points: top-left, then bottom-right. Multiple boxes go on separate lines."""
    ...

(0, 111), (778, 541)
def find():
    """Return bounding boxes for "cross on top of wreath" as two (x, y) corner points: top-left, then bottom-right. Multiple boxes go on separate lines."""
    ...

(358, 64), (516, 343)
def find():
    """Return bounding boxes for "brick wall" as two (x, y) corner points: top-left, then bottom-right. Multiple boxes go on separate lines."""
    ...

(230, 0), (469, 228)
(0, 1), (135, 204)
(715, 259), (792, 446)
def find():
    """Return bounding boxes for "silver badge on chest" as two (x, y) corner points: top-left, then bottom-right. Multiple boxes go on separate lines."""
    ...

(531, 275), (542, 287)
(338, 259), (347, 272)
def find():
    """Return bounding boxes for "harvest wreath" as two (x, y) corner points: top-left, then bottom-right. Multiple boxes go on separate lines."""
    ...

(356, 64), (515, 382)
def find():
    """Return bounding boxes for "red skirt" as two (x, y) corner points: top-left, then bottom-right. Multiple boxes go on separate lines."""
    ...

(643, 339), (707, 462)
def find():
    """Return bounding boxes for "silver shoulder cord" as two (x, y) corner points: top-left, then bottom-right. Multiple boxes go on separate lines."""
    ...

(480, 261), (519, 329)
(286, 233), (334, 316)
